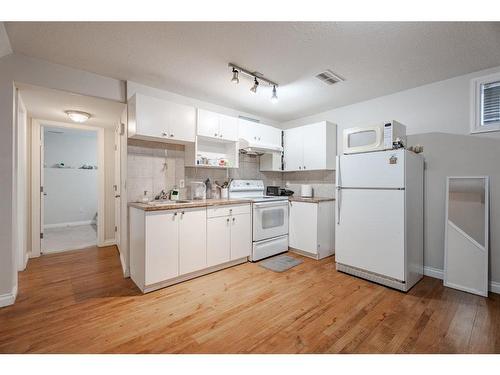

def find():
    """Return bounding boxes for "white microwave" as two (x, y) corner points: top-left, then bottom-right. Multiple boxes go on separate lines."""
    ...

(343, 121), (407, 154)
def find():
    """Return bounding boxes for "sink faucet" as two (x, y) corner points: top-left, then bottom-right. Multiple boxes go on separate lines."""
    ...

(154, 190), (169, 201)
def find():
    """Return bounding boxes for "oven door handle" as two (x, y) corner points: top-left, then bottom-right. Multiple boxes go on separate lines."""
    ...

(253, 201), (289, 209)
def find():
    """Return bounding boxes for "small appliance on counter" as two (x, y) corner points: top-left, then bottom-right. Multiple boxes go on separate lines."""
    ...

(190, 181), (206, 200)
(170, 188), (180, 201)
(301, 184), (313, 198)
(266, 186), (294, 197)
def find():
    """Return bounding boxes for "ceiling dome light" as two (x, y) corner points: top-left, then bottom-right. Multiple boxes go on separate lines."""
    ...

(231, 68), (239, 84)
(250, 77), (259, 93)
(65, 110), (91, 123)
(271, 85), (278, 103)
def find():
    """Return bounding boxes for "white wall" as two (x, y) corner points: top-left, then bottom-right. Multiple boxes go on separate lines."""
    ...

(281, 65), (500, 286)
(43, 127), (98, 227)
(0, 53), (125, 304)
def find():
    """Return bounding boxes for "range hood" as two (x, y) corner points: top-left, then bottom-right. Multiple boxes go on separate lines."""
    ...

(238, 138), (283, 156)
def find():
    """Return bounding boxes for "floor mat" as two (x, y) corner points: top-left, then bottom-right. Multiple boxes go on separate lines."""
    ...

(259, 254), (303, 272)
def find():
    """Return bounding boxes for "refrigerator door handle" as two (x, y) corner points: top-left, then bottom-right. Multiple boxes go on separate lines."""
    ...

(336, 156), (341, 225)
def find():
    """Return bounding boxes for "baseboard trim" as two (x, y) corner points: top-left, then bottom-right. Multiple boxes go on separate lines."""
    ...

(44, 220), (96, 229)
(424, 266), (500, 294)
(423, 266), (444, 280)
(0, 284), (18, 308)
(119, 251), (129, 278)
(98, 239), (116, 248)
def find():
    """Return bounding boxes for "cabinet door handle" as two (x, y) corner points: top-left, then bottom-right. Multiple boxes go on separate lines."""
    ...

(170, 133), (174, 137)
(299, 166), (302, 170)
(173, 212), (178, 217)
(303, 166), (306, 169)
(214, 133), (218, 136)
(161, 131), (167, 137)
(226, 218), (230, 223)
(232, 217), (236, 222)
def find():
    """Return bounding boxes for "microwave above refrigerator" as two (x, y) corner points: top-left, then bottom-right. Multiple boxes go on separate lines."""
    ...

(343, 120), (406, 154)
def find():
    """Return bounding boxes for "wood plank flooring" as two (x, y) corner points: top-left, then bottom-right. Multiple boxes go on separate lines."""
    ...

(1, 246), (499, 353)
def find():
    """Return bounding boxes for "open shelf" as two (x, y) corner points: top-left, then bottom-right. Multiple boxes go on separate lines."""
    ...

(185, 136), (239, 169)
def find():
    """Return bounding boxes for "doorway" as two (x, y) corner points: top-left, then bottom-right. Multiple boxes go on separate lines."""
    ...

(41, 125), (99, 253)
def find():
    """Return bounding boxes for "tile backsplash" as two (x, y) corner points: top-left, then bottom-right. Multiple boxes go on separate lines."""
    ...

(127, 139), (334, 202)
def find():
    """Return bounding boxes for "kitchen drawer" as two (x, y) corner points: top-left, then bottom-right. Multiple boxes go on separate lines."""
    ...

(207, 204), (251, 218)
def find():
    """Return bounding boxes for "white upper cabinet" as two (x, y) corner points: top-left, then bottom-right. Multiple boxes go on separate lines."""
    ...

(197, 109), (238, 142)
(283, 121), (337, 171)
(128, 93), (196, 144)
(238, 119), (282, 148)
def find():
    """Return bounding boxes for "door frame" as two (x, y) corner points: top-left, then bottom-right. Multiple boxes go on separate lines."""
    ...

(30, 119), (105, 257)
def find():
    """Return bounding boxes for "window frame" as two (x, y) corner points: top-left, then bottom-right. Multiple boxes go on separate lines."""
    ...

(471, 72), (500, 134)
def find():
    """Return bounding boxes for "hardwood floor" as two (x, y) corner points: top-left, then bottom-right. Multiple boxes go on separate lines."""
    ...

(1, 245), (499, 353)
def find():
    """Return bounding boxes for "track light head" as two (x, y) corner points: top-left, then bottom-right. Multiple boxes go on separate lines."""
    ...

(231, 68), (239, 84)
(250, 77), (259, 93)
(271, 85), (278, 103)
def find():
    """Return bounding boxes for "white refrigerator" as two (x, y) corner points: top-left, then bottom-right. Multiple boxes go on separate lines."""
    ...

(335, 149), (424, 292)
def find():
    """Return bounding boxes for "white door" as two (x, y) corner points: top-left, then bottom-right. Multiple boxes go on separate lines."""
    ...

(145, 211), (179, 285)
(283, 127), (303, 171)
(335, 189), (405, 281)
(135, 94), (170, 139)
(219, 114), (238, 141)
(302, 122), (325, 171)
(289, 201), (318, 254)
(40, 127), (45, 253)
(260, 124), (281, 146)
(179, 208), (207, 274)
(197, 109), (220, 139)
(114, 124), (121, 250)
(238, 119), (258, 142)
(338, 149), (405, 188)
(167, 101), (196, 142)
(207, 216), (231, 266)
(230, 213), (252, 260)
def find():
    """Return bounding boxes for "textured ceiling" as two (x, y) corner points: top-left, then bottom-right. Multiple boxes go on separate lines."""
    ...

(6, 22), (500, 122)
(18, 83), (125, 128)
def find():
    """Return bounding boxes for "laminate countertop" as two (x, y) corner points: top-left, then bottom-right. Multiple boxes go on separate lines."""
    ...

(288, 196), (335, 203)
(129, 199), (253, 211)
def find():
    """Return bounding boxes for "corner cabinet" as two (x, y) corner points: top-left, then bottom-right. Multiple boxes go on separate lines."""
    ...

(128, 93), (196, 144)
(283, 121), (337, 171)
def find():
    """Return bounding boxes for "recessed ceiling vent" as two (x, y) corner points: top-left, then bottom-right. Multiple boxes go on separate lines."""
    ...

(315, 70), (345, 86)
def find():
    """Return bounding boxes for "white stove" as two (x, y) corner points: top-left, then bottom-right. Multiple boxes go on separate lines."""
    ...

(229, 180), (289, 261)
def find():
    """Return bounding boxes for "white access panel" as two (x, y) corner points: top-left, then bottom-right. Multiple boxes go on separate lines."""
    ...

(444, 176), (489, 297)
(338, 149), (405, 188)
(335, 189), (405, 281)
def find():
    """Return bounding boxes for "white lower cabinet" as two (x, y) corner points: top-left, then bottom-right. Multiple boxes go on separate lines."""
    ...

(230, 213), (252, 260)
(144, 210), (179, 285)
(130, 203), (251, 293)
(207, 205), (252, 267)
(207, 216), (231, 267)
(289, 200), (335, 259)
(179, 208), (207, 274)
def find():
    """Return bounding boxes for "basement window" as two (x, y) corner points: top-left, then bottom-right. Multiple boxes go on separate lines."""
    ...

(471, 73), (500, 133)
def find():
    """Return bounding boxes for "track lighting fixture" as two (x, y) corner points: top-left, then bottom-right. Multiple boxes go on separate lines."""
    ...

(271, 85), (278, 103)
(231, 68), (239, 84)
(228, 63), (279, 103)
(250, 78), (259, 93)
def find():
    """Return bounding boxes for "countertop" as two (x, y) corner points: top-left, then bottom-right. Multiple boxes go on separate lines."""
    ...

(288, 196), (335, 203)
(129, 198), (253, 211)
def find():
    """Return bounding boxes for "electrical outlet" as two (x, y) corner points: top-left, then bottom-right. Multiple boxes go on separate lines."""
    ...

(179, 179), (185, 188)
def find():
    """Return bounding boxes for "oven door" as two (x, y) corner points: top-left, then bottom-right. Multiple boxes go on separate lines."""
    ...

(253, 201), (289, 241)
(342, 125), (385, 154)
